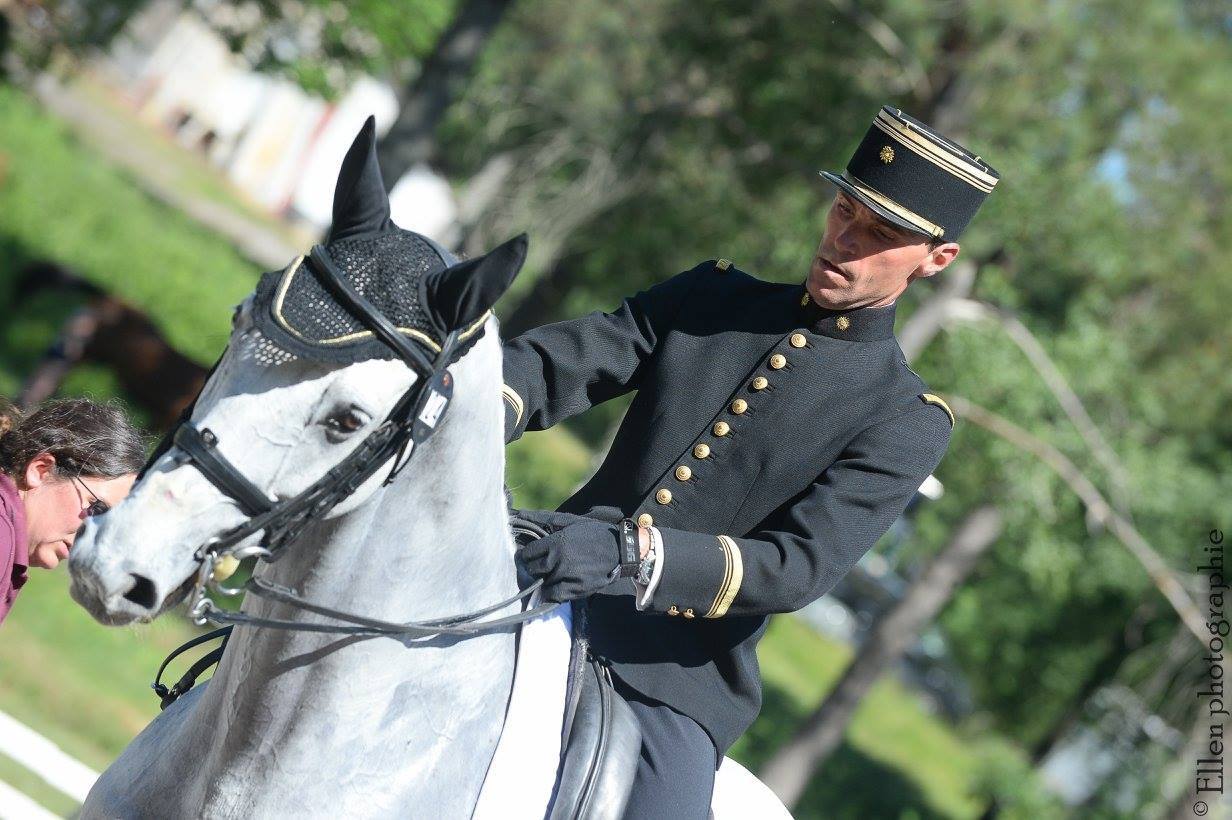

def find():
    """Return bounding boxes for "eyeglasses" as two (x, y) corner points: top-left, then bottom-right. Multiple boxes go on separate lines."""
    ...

(72, 476), (110, 517)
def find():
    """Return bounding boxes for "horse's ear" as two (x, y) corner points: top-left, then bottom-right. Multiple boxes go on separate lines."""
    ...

(425, 234), (527, 330)
(327, 115), (392, 242)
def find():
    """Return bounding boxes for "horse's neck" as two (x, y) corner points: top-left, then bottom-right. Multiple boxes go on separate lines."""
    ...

(183, 432), (519, 812)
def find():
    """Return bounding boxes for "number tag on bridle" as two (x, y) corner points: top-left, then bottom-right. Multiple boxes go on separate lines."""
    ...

(412, 370), (453, 443)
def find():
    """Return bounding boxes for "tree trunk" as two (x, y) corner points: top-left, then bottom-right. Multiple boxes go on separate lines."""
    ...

(759, 506), (1004, 809)
(376, 0), (515, 185)
(1028, 627), (1132, 764)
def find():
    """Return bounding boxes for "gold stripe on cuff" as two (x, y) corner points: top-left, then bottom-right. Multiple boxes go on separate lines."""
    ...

(500, 384), (524, 426)
(705, 535), (744, 618)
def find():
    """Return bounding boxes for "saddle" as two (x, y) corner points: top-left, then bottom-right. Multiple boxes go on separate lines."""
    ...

(509, 515), (643, 820)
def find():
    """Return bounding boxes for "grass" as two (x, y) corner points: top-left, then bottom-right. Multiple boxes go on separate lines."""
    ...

(0, 571), (205, 771)
(0, 84), (257, 367)
(736, 615), (988, 819)
(0, 750), (81, 818)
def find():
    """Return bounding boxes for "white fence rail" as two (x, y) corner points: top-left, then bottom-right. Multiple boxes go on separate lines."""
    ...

(0, 709), (99, 818)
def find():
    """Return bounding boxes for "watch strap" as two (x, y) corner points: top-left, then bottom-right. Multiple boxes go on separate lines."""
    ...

(616, 518), (640, 578)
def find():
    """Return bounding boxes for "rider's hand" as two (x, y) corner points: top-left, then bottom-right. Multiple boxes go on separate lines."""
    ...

(517, 519), (623, 603)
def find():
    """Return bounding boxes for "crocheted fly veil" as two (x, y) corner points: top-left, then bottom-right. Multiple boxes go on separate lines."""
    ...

(252, 230), (465, 365)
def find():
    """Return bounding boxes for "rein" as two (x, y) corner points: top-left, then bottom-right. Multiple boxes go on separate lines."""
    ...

(152, 246), (552, 707)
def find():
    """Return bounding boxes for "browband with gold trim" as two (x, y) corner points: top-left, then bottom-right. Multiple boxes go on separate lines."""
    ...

(272, 256), (490, 352)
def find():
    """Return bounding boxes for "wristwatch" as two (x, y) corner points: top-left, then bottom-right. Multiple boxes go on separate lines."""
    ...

(615, 518), (641, 578)
(636, 526), (658, 586)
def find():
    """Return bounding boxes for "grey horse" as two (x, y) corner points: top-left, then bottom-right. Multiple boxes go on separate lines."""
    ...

(69, 121), (528, 818)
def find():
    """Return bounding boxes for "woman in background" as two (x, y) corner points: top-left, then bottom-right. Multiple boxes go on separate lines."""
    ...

(0, 397), (145, 626)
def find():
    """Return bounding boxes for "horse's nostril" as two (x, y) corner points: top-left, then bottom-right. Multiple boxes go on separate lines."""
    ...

(123, 573), (158, 609)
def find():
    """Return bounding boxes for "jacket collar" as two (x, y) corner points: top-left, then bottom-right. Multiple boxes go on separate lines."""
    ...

(796, 286), (898, 341)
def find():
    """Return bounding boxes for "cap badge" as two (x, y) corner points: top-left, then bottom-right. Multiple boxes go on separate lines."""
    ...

(879, 145), (895, 164)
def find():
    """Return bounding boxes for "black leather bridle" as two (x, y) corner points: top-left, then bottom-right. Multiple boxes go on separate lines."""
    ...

(158, 245), (551, 693)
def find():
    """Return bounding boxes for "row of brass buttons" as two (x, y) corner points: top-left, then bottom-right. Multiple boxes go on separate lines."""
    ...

(644, 332), (809, 520)
(667, 605), (695, 618)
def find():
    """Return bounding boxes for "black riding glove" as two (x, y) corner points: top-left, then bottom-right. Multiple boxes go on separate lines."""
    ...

(518, 519), (625, 603)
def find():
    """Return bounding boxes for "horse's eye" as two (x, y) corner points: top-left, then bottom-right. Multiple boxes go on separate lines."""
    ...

(324, 409), (367, 436)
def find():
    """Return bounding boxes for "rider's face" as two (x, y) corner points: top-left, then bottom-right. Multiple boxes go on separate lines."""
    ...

(806, 192), (959, 310)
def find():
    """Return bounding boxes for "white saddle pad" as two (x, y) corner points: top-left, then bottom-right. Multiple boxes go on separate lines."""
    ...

(471, 599), (793, 820)
(472, 598), (573, 819)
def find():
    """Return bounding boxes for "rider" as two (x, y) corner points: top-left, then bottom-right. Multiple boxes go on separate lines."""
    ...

(505, 105), (999, 816)
(0, 398), (145, 625)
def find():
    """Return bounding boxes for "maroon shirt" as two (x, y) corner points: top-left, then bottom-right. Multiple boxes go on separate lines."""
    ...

(0, 473), (29, 625)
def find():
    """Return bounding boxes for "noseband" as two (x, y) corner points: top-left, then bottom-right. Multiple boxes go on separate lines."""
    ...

(168, 245), (551, 649)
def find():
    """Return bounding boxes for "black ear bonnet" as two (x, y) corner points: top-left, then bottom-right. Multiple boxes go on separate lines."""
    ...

(250, 229), (491, 366)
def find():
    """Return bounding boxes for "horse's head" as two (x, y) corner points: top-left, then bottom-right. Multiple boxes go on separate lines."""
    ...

(69, 118), (526, 625)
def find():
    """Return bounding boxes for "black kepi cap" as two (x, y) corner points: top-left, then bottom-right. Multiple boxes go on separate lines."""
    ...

(820, 106), (1000, 242)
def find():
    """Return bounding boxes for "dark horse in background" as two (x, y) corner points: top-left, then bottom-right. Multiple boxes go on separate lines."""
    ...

(13, 260), (208, 427)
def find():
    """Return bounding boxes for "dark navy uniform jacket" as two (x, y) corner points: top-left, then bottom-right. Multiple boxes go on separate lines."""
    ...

(500, 259), (954, 755)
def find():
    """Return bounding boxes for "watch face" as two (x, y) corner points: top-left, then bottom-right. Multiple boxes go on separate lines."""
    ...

(637, 557), (655, 586)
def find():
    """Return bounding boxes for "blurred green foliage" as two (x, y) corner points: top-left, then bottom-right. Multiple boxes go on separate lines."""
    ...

(204, 0), (458, 98)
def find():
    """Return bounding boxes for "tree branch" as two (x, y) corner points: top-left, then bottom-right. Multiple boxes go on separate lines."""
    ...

(945, 299), (1135, 518)
(944, 395), (1207, 646)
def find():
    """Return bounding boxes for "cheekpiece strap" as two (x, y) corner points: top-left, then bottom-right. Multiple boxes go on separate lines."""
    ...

(173, 424), (274, 516)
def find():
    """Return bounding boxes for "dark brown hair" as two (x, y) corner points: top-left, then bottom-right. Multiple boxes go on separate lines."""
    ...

(0, 398), (146, 484)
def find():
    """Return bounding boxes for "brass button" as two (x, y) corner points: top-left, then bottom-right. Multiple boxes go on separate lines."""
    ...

(769, 353), (787, 370)
(751, 376), (768, 390)
(693, 443), (711, 459)
(730, 399), (748, 415)
(637, 512), (654, 528)
(835, 315), (850, 331)
(716, 258), (732, 271)
(675, 465), (692, 481)
(656, 488), (673, 505)
(712, 421), (730, 437)
(683, 608), (696, 619)
(790, 333), (807, 348)
(667, 605), (680, 616)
